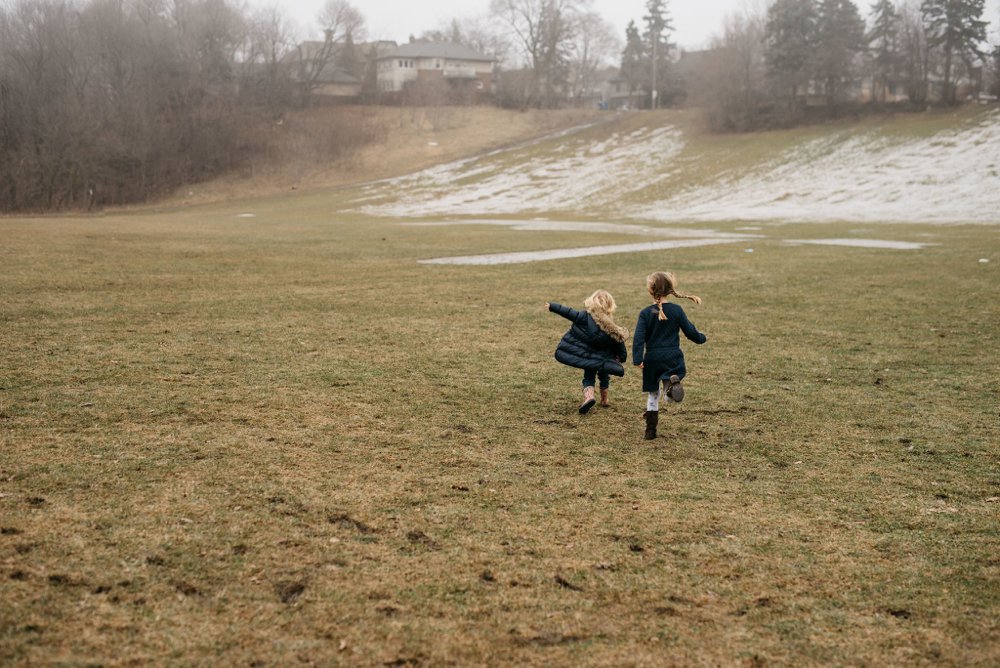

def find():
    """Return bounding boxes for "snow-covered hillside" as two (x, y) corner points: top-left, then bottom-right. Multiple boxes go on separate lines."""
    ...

(634, 110), (1000, 225)
(359, 125), (685, 218)
(357, 109), (1000, 225)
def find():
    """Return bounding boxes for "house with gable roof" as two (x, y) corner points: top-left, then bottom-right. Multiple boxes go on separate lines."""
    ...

(282, 40), (361, 101)
(376, 41), (495, 99)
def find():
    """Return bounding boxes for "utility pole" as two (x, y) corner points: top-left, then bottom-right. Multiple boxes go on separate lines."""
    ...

(651, 36), (658, 109)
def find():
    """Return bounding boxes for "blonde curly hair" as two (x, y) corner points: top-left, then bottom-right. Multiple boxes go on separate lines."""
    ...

(584, 290), (628, 343)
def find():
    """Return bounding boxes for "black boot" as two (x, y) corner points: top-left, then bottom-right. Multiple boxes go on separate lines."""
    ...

(643, 410), (658, 440)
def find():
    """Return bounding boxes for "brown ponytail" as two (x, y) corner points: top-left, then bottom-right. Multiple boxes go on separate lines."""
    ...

(647, 271), (702, 319)
(670, 288), (702, 305)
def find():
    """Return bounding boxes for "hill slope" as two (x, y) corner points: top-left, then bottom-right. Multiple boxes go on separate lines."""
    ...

(165, 106), (603, 207)
(355, 107), (1000, 225)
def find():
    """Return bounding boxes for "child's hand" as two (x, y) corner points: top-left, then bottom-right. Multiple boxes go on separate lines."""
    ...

(638, 362), (644, 369)
(544, 302), (550, 311)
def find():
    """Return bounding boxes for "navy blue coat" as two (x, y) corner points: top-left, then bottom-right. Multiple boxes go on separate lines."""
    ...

(632, 302), (707, 392)
(548, 302), (628, 376)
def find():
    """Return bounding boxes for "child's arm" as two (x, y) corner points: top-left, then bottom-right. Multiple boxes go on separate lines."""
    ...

(678, 309), (708, 344)
(546, 302), (587, 325)
(632, 310), (647, 365)
(615, 339), (628, 364)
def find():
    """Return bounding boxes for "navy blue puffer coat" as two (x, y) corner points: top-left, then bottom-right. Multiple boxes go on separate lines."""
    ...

(548, 302), (628, 376)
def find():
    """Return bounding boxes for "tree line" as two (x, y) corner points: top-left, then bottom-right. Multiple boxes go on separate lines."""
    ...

(689, 0), (998, 130)
(1, 0), (291, 211)
(1, 0), (997, 212)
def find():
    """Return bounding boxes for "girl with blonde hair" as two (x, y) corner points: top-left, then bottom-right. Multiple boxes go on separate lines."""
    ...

(545, 290), (628, 414)
(633, 272), (707, 440)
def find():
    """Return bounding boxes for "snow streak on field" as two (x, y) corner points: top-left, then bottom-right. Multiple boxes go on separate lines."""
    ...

(635, 110), (1000, 225)
(358, 110), (1000, 225)
(409, 220), (758, 265)
(360, 126), (685, 217)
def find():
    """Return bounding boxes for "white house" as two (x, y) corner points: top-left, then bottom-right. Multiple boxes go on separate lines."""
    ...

(376, 42), (494, 97)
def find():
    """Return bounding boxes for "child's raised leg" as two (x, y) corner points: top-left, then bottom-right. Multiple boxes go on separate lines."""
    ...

(664, 374), (684, 403)
(598, 370), (611, 406)
(580, 370), (597, 414)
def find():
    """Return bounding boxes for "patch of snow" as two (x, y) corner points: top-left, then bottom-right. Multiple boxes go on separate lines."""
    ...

(361, 126), (685, 217)
(403, 219), (755, 239)
(236, 213), (256, 218)
(354, 111), (1000, 225)
(634, 110), (1000, 224)
(419, 238), (745, 266)
(783, 238), (932, 249)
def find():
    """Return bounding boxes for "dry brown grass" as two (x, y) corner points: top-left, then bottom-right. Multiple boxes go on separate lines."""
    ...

(1, 201), (998, 666)
(165, 106), (604, 208)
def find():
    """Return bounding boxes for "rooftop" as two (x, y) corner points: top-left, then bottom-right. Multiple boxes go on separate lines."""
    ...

(379, 41), (494, 62)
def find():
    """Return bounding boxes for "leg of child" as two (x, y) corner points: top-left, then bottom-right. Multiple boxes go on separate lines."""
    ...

(644, 391), (659, 439)
(598, 370), (610, 406)
(664, 375), (683, 402)
(580, 370), (597, 414)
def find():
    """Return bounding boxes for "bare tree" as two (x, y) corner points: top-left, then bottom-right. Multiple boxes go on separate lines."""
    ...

(0, 0), (286, 211)
(899, 0), (931, 102)
(296, 0), (365, 99)
(569, 10), (620, 104)
(422, 14), (512, 65)
(700, 8), (770, 130)
(239, 6), (296, 111)
(490, 0), (587, 107)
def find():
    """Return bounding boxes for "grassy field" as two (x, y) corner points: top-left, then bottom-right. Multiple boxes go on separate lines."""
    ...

(2, 197), (998, 666)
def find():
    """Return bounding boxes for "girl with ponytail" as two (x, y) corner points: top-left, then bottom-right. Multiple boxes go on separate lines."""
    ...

(633, 272), (707, 440)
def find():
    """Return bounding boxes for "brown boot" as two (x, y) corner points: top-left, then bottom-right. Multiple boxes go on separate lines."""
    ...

(643, 410), (658, 440)
(579, 386), (596, 414)
(665, 375), (684, 403)
(600, 388), (610, 407)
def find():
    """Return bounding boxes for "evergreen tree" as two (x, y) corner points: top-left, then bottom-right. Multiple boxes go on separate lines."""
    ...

(337, 30), (359, 79)
(537, 1), (574, 108)
(642, 0), (674, 107)
(620, 20), (644, 106)
(765, 0), (818, 109)
(814, 0), (866, 106)
(868, 0), (900, 102)
(920, 0), (988, 104)
(992, 43), (1000, 96)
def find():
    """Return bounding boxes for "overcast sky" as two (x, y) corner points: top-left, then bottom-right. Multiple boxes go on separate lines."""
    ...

(268, 0), (1000, 53)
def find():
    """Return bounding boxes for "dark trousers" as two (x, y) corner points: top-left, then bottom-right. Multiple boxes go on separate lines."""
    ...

(582, 369), (610, 389)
